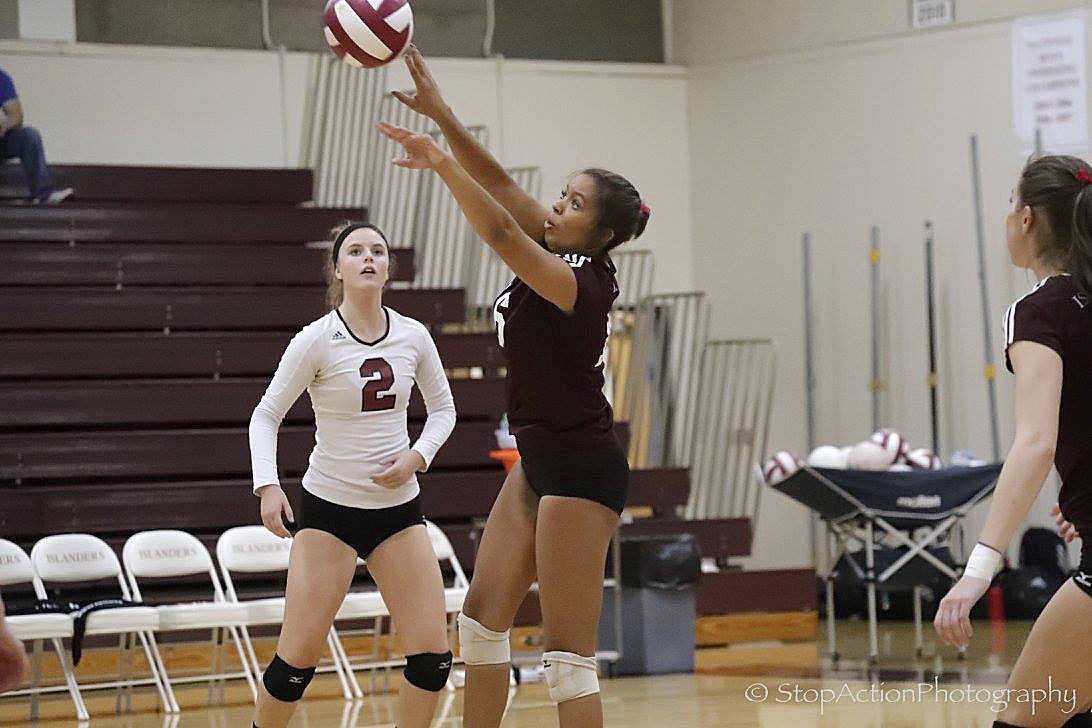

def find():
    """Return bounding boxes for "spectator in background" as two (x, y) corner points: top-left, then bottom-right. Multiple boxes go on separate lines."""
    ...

(0, 596), (28, 694)
(1, 68), (73, 204)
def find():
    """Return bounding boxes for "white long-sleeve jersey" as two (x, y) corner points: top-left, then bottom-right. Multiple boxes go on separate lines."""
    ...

(249, 307), (456, 509)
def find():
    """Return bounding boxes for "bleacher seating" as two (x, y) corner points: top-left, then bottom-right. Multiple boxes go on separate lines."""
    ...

(0, 164), (773, 628)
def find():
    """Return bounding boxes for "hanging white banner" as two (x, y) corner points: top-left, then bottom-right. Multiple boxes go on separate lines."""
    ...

(1012, 10), (1088, 152)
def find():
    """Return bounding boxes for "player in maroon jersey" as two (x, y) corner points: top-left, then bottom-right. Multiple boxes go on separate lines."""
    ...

(384, 46), (648, 728)
(935, 156), (1092, 727)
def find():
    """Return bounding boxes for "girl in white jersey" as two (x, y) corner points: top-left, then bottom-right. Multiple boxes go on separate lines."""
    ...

(249, 222), (456, 728)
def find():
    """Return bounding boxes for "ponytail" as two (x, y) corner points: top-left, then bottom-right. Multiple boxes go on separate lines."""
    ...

(1071, 182), (1092, 295)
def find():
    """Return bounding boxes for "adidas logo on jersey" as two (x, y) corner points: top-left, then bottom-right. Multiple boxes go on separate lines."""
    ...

(332, 330), (346, 341)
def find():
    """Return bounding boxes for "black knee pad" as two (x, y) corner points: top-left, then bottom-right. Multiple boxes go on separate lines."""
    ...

(1063, 711), (1092, 727)
(403, 651), (453, 692)
(263, 653), (316, 702)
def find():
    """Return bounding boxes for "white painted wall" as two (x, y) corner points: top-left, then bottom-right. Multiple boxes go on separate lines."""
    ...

(679, 7), (1092, 570)
(0, 40), (693, 292)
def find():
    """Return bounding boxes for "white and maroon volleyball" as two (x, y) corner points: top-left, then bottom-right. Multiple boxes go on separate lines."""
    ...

(806, 445), (848, 469)
(906, 448), (942, 471)
(847, 441), (890, 471)
(869, 428), (908, 465)
(762, 451), (800, 485)
(324, 0), (414, 69)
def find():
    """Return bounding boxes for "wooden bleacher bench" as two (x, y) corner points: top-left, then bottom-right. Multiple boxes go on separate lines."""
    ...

(0, 331), (502, 379)
(0, 242), (415, 286)
(0, 164), (314, 204)
(0, 377), (507, 428)
(0, 202), (363, 242)
(0, 286), (466, 330)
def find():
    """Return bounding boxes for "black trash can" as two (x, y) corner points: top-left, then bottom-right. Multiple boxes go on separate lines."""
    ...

(597, 533), (701, 676)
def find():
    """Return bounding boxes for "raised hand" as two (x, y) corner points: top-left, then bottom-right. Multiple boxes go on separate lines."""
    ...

(377, 121), (449, 169)
(391, 45), (450, 121)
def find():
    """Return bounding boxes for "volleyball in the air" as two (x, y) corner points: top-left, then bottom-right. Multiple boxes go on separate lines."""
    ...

(324, 0), (414, 68)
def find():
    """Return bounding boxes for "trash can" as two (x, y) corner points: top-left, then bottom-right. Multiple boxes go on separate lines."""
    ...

(597, 533), (701, 676)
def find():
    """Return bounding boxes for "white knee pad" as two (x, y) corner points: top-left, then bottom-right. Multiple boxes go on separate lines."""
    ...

(457, 613), (511, 665)
(542, 651), (599, 703)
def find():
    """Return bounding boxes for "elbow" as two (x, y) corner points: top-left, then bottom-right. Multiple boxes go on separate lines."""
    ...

(483, 219), (523, 251)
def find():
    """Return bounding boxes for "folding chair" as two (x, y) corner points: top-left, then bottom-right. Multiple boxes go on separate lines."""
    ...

(424, 521), (469, 625)
(0, 539), (85, 722)
(29, 534), (171, 714)
(332, 557), (387, 698)
(215, 525), (354, 700)
(122, 530), (257, 712)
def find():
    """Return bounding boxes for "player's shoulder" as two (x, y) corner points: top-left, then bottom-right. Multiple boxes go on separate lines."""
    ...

(385, 306), (431, 341)
(1020, 275), (1088, 315)
(295, 310), (340, 346)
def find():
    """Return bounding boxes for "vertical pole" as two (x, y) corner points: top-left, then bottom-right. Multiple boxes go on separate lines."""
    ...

(1035, 127), (1043, 157)
(803, 232), (816, 452)
(803, 232), (818, 568)
(969, 135), (1002, 461)
(870, 226), (881, 432)
(924, 221), (940, 456)
(260, 0), (273, 49)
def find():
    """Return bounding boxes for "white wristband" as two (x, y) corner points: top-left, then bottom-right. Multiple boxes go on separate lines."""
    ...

(964, 543), (1003, 580)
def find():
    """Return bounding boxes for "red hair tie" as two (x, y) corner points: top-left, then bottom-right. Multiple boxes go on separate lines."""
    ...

(1077, 168), (1092, 185)
(639, 204), (651, 217)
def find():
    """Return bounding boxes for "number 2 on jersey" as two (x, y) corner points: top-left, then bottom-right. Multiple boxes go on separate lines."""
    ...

(360, 358), (396, 412)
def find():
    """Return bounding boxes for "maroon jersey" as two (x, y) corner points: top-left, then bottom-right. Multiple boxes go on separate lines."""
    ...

(492, 252), (618, 441)
(1003, 274), (1092, 528)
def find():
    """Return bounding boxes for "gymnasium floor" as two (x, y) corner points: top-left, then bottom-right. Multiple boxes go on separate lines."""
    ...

(1, 620), (1040, 727)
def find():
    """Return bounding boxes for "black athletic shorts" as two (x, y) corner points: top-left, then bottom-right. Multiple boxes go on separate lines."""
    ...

(1073, 538), (1092, 599)
(296, 488), (425, 559)
(516, 428), (630, 515)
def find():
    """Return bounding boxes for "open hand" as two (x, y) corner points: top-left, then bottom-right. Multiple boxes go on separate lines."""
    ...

(933, 574), (990, 649)
(391, 45), (449, 121)
(372, 449), (426, 489)
(376, 121), (448, 170)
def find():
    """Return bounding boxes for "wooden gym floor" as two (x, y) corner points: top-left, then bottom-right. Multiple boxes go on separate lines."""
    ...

(0, 619), (1040, 727)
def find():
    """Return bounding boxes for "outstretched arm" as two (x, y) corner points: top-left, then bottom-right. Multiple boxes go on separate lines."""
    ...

(378, 122), (576, 312)
(392, 46), (550, 243)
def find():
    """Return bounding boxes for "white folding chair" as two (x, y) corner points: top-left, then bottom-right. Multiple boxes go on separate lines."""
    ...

(424, 521), (470, 619)
(0, 539), (85, 721)
(337, 522), (467, 697)
(332, 556), (387, 698)
(123, 530), (257, 712)
(215, 525), (354, 700)
(29, 534), (171, 715)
